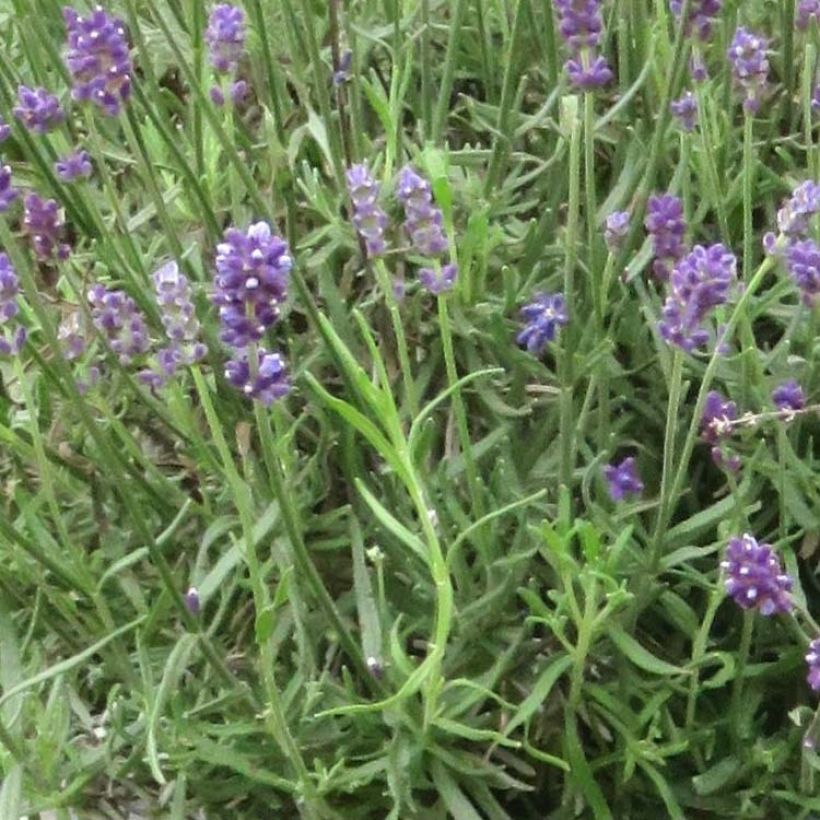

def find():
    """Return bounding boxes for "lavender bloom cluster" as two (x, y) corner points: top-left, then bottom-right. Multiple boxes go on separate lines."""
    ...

(88, 284), (151, 366)
(0, 165), (18, 213)
(213, 222), (291, 404)
(346, 164), (389, 257)
(670, 0), (722, 80)
(603, 457), (644, 502)
(517, 293), (568, 354)
(772, 380), (806, 413)
(0, 254), (27, 356)
(701, 390), (741, 471)
(727, 27), (769, 114)
(63, 6), (132, 116)
(0, 116), (10, 143)
(55, 150), (93, 183)
(670, 91), (698, 132)
(797, 0), (820, 30)
(604, 210), (630, 251)
(658, 243), (736, 352)
(23, 194), (70, 262)
(645, 194), (686, 280)
(722, 534), (793, 616)
(553, 0), (613, 88)
(13, 86), (64, 134)
(205, 5), (247, 106)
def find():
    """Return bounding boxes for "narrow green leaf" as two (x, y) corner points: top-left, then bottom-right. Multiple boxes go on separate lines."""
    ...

(607, 624), (689, 677)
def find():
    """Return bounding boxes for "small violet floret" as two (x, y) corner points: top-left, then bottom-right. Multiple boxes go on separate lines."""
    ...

(772, 380), (806, 412)
(603, 457), (644, 502)
(721, 533), (793, 616)
(517, 292), (568, 354)
(604, 210), (630, 252)
(0, 165), (19, 213)
(806, 638), (820, 692)
(55, 150), (93, 182)
(645, 194), (687, 280)
(22, 194), (70, 262)
(0, 253), (27, 357)
(13, 86), (64, 134)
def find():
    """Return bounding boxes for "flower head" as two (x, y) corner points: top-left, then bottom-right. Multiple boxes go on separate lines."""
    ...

(205, 5), (245, 74)
(22, 194), (70, 262)
(658, 244), (736, 352)
(0, 116), (10, 143)
(728, 27), (769, 114)
(0, 254), (26, 357)
(63, 5), (132, 116)
(396, 166), (449, 257)
(517, 292), (568, 354)
(701, 390), (740, 470)
(798, 0), (820, 30)
(419, 263), (458, 295)
(213, 222), (291, 350)
(13, 86), (64, 134)
(784, 238), (820, 306)
(184, 587), (201, 616)
(603, 457), (644, 502)
(670, 0), (722, 41)
(88, 284), (151, 365)
(225, 348), (290, 406)
(645, 194), (687, 280)
(721, 533), (793, 615)
(604, 210), (630, 251)
(0, 165), (18, 213)
(346, 164), (389, 257)
(670, 91), (698, 131)
(806, 639), (820, 691)
(553, 0), (613, 88)
(772, 380), (806, 412)
(55, 149), (93, 182)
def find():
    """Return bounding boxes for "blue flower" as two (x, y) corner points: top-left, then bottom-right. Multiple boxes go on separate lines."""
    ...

(517, 293), (568, 354)
(603, 457), (644, 502)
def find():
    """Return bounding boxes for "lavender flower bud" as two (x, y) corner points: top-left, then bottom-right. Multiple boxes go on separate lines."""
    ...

(797, 0), (820, 30)
(658, 244), (737, 352)
(13, 86), (64, 134)
(721, 533), (793, 616)
(55, 150), (93, 182)
(806, 639), (820, 691)
(701, 390), (740, 471)
(184, 586), (201, 616)
(0, 165), (19, 213)
(57, 311), (89, 360)
(727, 27), (769, 114)
(645, 194), (686, 280)
(205, 5), (245, 74)
(213, 221), (292, 349)
(0, 253), (26, 357)
(772, 380), (806, 412)
(553, 0), (613, 88)
(22, 194), (70, 262)
(517, 292), (568, 354)
(0, 116), (10, 143)
(670, 91), (698, 132)
(396, 166), (449, 258)
(670, 0), (722, 41)
(225, 348), (291, 406)
(785, 239), (820, 306)
(419, 263), (458, 295)
(346, 164), (389, 257)
(333, 50), (353, 86)
(88, 284), (151, 365)
(151, 261), (206, 366)
(604, 210), (630, 251)
(603, 457), (644, 502)
(63, 6), (132, 116)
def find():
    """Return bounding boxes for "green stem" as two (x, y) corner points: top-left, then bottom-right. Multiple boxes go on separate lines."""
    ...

(432, 0), (469, 145)
(730, 610), (755, 743)
(584, 92), (601, 324)
(420, 0), (433, 135)
(742, 113), (754, 280)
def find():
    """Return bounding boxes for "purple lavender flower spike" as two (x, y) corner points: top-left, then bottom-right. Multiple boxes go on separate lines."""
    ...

(347, 164), (389, 257)
(721, 533), (793, 616)
(645, 194), (686, 280)
(213, 221), (292, 349)
(798, 0), (820, 30)
(205, 5), (245, 74)
(13, 86), (64, 134)
(728, 27), (769, 114)
(396, 166), (449, 257)
(225, 348), (291, 406)
(603, 457), (644, 502)
(670, 91), (698, 132)
(0, 116), (10, 143)
(517, 292), (568, 354)
(55, 150), (93, 182)
(419, 263), (458, 295)
(0, 165), (18, 213)
(777, 181), (820, 238)
(0, 254), (26, 357)
(772, 380), (806, 412)
(701, 390), (741, 470)
(553, 0), (613, 88)
(151, 261), (206, 367)
(604, 210), (630, 251)
(785, 239), (820, 306)
(57, 311), (88, 360)
(184, 586), (201, 617)
(670, 0), (722, 41)
(806, 639), (820, 691)
(23, 194), (70, 262)
(658, 244), (737, 352)
(63, 6), (132, 116)
(88, 284), (151, 365)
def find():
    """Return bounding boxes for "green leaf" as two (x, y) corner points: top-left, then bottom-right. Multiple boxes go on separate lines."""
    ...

(430, 760), (484, 820)
(502, 654), (572, 739)
(607, 624), (689, 676)
(355, 478), (428, 562)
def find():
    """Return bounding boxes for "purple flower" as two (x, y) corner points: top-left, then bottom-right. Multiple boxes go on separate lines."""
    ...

(419, 263), (458, 295)
(806, 639), (820, 691)
(645, 194), (686, 280)
(57, 311), (89, 360)
(346, 164), (389, 257)
(13, 86), (64, 134)
(517, 292), (568, 354)
(728, 27), (769, 114)
(396, 166), (449, 257)
(333, 50), (353, 86)
(798, 0), (820, 30)
(63, 6), (132, 116)
(55, 150), (93, 182)
(205, 5), (245, 74)
(777, 181), (820, 238)
(213, 221), (292, 350)
(701, 390), (741, 471)
(210, 80), (248, 106)
(0, 116), (10, 143)
(785, 239), (820, 306)
(772, 380), (806, 412)
(225, 348), (290, 406)
(184, 586), (201, 616)
(670, 0), (722, 40)
(658, 244), (736, 352)
(0, 165), (18, 213)
(0, 254), (27, 357)
(604, 210), (630, 251)
(88, 284), (151, 365)
(721, 533), (793, 616)
(603, 457), (644, 501)
(553, 0), (613, 88)
(22, 194), (70, 262)
(670, 91), (698, 131)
